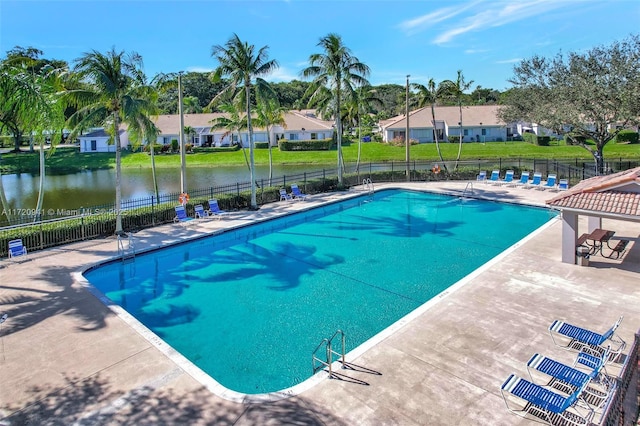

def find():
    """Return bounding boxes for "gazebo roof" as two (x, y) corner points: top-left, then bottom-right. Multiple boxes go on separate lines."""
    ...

(546, 166), (640, 220)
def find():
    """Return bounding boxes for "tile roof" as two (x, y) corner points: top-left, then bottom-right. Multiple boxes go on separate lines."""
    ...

(381, 105), (504, 130)
(546, 166), (640, 219)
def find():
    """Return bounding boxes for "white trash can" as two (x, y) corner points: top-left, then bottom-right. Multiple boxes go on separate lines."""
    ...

(576, 246), (590, 266)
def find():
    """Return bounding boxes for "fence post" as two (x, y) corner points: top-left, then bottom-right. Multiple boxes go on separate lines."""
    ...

(152, 195), (156, 226)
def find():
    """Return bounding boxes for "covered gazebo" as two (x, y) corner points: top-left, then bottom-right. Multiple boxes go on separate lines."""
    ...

(546, 167), (640, 264)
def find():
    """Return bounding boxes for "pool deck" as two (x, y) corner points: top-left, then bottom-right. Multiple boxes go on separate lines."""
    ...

(1, 181), (639, 425)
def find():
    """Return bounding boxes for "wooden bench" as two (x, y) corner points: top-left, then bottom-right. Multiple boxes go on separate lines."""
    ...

(605, 239), (629, 259)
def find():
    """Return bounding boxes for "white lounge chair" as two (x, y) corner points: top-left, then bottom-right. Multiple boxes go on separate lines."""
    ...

(8, 239), (27, 260)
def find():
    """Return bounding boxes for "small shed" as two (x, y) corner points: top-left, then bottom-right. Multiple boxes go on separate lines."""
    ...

(546, 167), (640, 264)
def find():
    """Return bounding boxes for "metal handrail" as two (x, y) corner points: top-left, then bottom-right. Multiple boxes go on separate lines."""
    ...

(311, 330), (347, 378)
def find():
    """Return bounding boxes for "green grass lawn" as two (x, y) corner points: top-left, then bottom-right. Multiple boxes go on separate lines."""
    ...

(1, 141), (638, 174)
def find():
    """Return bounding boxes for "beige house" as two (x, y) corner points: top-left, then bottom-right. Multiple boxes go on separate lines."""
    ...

(152, 110), (334, 148)
(379, 105), (517, 143)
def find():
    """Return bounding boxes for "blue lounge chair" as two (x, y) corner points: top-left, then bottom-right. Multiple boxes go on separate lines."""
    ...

(501, 374), (594, 425)
(207, 199), (228, 219)
(500, 170), (514, 185)
(487, 170), (500, 184)
(542, 174), (557, 190)
(515, 171), (530, 187)
(194, 204), (211, 219)
(8, 239), (27, 260)
(174, 205), (194, 225)
(558, 179), (569, 191)
(290, 184), (307, 200)
(279, 188), (293, 201)
(549, 316), (626, 363)
(526, 349), (614, 408)
(527, 172), (542, 188)
(476, 171), (487, 182)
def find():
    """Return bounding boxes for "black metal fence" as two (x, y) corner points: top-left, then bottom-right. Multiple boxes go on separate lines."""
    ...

(1, 158), (638, 258)
(600, 330), (639, 425)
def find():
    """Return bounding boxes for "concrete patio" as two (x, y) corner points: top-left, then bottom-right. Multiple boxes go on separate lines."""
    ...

(0, 181), (638, 425)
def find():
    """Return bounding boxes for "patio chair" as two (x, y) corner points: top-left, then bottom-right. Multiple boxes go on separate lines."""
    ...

(279, 188), (293, 201)
(527, 172), (542, 189)
(549, 316), (626, 363)
(174, 205), (194, 225)
(206, 199), (228, 219)
(499, 170), (514, 185)
(8, 239), (27, 260)
(194, 204), (212, 219)
(476, 171), (487, 182)
(487, 170), (500, 184)
(526, 349), (614, 408)
(290, 184), (307, 200)
(514, 171), (530, 187)
(558, 179), (569, 191)
(501, 374), (594, 425)
(541, 174), (557, 190)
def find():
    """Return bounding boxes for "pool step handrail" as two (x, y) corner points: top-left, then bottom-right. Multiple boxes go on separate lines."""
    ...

(363, 178), (374, 194)
(462, 182), (474, 198)
(117, 231), (135, 260)
(312, 329), (346, 378)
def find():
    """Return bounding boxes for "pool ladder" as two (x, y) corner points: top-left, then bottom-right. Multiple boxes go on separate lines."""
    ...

(312, 330), (346, 378)
(363, 178), (374, 194)
(462, 182), (474, 198)
(117, 231), (135, 261)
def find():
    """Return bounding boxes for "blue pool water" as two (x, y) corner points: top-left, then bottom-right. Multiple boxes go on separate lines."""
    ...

(84, 189), (554, 394)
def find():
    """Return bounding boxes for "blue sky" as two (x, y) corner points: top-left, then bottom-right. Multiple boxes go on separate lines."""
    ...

(1, 0), (638, 91)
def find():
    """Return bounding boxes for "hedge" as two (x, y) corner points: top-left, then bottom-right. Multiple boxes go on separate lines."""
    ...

(192, 144), (241, 153)
(616, 130), (639, 144)
(278, 138), (333, 151)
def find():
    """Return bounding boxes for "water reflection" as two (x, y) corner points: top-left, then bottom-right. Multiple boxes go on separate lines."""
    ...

(1, 164), (326, 211)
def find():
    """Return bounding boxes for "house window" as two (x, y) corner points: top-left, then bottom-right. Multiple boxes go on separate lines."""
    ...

(311, 133), (317, 140)
(463, 129), (468, 136)
(392, 130), (406, 140)
(288, 133), (298, 141)
(91, 140), (97, 151)
(481, 128), (487, 136)
(163, 137), (170, 144)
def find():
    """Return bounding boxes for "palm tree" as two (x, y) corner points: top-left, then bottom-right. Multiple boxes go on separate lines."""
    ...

(413, 78), (447, 171)
(64, 48), (158, 234)
(301, 33), (370, 187)
(440, 70), (473, 170)
(254, 94), (286, 185)
(210, 34), (279, 210)
(347, 85), (382, 173)
(210, 101), (251, 171)
(182, 96), (202, 113)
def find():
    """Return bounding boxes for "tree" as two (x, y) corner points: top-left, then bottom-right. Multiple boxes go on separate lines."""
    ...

(210, 34), (279, 210)
(440, 70), (474, 170)
(64, 48), (159, 234)
(413, 78), (447, 171)
(210, 100), (251, 171)
(302, 33), (370, 186)
(344, 85), (382, 172)
(254, 94), (286, 185)
(499, 35), (640, 174)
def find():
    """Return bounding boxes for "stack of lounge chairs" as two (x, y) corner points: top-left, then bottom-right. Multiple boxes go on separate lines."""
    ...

(501, 316), (626, 425)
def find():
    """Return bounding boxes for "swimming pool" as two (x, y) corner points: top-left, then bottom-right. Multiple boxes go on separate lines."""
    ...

(84, 189), (555, 396)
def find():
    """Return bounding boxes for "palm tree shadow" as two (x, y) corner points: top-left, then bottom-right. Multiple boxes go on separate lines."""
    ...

(3, 373), (348, 425)
(0, 265), (111, 336)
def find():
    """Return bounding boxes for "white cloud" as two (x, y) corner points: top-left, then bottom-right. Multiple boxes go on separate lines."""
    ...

(398, 1), (481, 35)
(186, 66), (214, 73)
(266, 66), (299, 82)
(496, 58), (522, 64)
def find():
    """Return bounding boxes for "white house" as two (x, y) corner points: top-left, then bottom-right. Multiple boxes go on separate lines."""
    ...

(78, 129), (129, 153)
(380, 105), (515, 143)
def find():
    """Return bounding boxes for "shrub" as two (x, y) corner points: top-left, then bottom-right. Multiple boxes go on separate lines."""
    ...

(522, 132), (536, 144)
(536, 136), (550, 146)
(171, 139), (179, 152)
(278, 138), (333, 151)
(255, 142), (269, 149)
(616, 130), (639, 144)
(192, 144), (241, 153)
(143, 143), (163, 153)
(160, 144), (171, 153)
(447, 136), (459, 143)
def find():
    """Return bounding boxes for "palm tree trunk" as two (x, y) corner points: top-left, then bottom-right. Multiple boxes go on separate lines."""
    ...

(150, 143), (159, 202)
(246, 83), (257, 209)
(455, 102), (463, 171)
(113, 114), (123, 234)
(34, 139), (45, 222)
(336, 90), (343, 187)
(355, 111), (362, 173)
(431, 104), (447, 172)
(267, 124), (273, 186)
